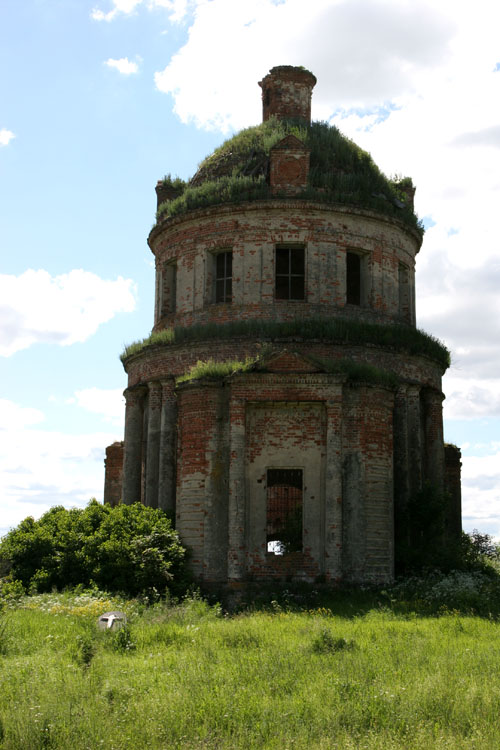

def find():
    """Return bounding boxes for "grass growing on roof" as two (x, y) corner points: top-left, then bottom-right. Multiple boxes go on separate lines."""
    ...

(121, 317), (450, 370)
(176, 357), (256, 384)
(155, 119), (422, 234)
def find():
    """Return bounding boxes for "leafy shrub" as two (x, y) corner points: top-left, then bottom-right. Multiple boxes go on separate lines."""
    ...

(75, 631), (97, 668)
(112, 624), (136, 653)
(0, 576), (24, 610)
(396, 483), (499, 576)
(388, 569), (500, 616)
(0, 501), (188, 597)
(312, 628), (356, 653)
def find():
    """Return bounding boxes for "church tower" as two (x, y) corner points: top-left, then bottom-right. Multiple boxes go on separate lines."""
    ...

(105, 66), (461, 585)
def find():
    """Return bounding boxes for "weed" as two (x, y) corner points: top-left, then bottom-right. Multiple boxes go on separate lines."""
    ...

(121, 316), (450, 369)
(312, 628), (356, 653)
(75, 631), (96, 668)
(112, 624), (136, 653)
(155, 118), (424, 235)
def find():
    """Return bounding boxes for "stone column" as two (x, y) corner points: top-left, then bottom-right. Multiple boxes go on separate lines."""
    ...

(145, 381), (162, 508)
(158, 378), (177, 515)
(393, 386), (410, 548)
(122, 386), (146, 505)
(406, 385), (423, 498)
(324, 387), (343, 581)
(444, 444), (462, 539)
(227, 397), (246, 582)
(422, 388), (445, 490)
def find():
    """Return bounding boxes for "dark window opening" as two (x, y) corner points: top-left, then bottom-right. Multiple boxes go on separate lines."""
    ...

(160, 262), (177, 315)
(275, 246), (305, 300)
(215, 251), (232, 303)
(398, 263), (410, 321)
(346, 252), (361, 305)
(266, 468), (303, 555)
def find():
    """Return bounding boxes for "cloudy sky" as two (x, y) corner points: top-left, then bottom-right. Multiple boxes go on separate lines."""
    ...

(1, 0), (499, 539)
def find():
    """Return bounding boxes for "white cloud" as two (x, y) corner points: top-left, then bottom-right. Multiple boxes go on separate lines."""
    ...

(0, 269), (136, 357)
(105, 57), (139, 75)
(91, 0), (143, 21)
(0, 399), (119, 536)
(0, 400), (45, 430)
(460, 450), (500, 539)
(0, 128), (16, 146)
(73, 387), (125, 426)
(91, 0), (190, 22)
(153, 0), (456, 131)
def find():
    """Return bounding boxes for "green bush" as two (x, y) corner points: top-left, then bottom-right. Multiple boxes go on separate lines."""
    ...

(0, 500), (188, 597)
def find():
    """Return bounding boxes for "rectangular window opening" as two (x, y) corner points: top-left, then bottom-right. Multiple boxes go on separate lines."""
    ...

(266, 468), (303, 555)
(398, 263), (410, 321)
(160, 262), (177, 315)
(214, 251), (232, 304)
(346, 251), (361, 305)
(275, 246), (305, 301)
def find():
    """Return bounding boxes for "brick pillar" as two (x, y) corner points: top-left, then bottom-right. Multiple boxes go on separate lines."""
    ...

(145, 381), (162, 508)
(422, 388), (445, 490)
(444, 444), (462, 539)
(324, 390), (343, 581)
(259, 66), (317, 124)
(393, 386), (411, 548)
(342, 384), (395, 582)
(227, 397), (246, 582)
(158, 378), (177, 515)
(103, 441), (124, 507)
(269, 136), (310, 195)
(122, 386), (146, 505)
(406, 385), (423, 498)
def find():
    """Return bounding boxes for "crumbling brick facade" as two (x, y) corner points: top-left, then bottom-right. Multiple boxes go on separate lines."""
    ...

(104, 66), (461, 585)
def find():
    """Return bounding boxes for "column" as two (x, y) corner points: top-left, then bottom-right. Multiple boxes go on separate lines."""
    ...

(122, 386), (146, 505)
(324, 389), (343, 581)
(393, 386), (410, 548)
(145, 381), (162, 508)
(227, 397), (246, 581)
(406, 385), (422, 498)
(158, 378), (177, 515)
(422, 388), (445, 490)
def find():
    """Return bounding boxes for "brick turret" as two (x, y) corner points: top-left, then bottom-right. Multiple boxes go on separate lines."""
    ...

(259, 65), (317, 125)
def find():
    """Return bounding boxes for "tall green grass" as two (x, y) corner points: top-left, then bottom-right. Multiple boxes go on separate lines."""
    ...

(121, 317), (450, 370)
(156, 120), (423, 235)
(1, 587), (500, 749)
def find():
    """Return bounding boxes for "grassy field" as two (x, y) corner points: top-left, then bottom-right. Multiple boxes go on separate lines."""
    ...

(1, 588), (500, 749)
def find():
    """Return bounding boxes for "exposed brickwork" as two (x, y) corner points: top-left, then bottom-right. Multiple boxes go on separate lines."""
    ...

(444, 444), (462, 538)
(259, 66), (317, 124)
(150, 201), (420, 332)
(104, 65), (460, 587)
(269, 136), (310, 195)
(103, 441), (124, 507)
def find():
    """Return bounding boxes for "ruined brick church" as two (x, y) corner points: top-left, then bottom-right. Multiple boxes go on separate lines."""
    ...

(104, 66), (461, 585)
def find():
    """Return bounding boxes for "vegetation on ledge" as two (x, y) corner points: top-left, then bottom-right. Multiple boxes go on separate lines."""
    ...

(155, 119), (423, 235)
(172, 354), (399, 390)
(121, 317), (450, 370)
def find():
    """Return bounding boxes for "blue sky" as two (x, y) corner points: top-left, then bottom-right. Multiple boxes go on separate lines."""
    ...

(1, 0), (500, 539)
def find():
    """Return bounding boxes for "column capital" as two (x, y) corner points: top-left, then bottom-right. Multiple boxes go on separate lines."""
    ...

(123, 385), (147, 404)
(420, 386), (445, 404)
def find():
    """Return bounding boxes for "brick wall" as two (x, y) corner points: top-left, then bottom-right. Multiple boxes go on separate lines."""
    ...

(103, 441), (124, 506)
(149, 201), (420, 331)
